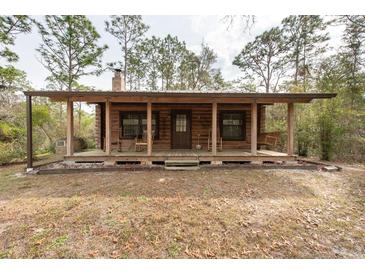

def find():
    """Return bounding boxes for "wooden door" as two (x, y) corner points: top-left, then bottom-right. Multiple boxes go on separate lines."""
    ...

(171, 110), (192, 149)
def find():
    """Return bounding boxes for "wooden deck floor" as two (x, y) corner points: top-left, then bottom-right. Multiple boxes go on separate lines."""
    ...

(65, 149), (294, 163)
(72, 149), (287, 157)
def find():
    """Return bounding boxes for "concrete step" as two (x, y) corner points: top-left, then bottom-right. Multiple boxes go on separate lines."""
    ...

(165, 160), (199, 166)
(164, 159), (200, 170)
(165, 166), (200, 171)
(322, 165), (340, 172)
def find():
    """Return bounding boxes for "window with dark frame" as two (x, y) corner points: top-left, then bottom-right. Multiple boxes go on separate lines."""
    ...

(220, 111), (246, 141)
(120, 111), (159, 139)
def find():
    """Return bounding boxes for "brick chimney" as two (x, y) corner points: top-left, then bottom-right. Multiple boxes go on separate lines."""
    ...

(112, 69), (125, 91)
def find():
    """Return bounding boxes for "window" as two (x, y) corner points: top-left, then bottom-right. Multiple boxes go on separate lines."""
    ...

(175, 114), (187, 132)
(56, 140), (65, 147)
(220, 111), (246, 140)
(120, 111), (159, 139)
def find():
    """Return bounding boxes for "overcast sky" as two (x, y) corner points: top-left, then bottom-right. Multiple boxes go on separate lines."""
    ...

(8, 15), (344, 90)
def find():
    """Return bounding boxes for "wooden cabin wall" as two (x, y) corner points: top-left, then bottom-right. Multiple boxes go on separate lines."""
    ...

(104, 103), (266, 151)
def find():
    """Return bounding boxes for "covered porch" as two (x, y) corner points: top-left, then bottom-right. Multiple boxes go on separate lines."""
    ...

(24, 90), (336, 169)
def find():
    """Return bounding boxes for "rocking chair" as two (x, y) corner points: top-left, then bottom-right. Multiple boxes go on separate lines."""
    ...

(134, 129), (155, 152)
(207, 128), (223, 151)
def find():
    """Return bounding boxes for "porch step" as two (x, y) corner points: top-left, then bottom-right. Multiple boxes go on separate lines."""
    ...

(164, 159), (200, 170)
(165, 166), (200, 171)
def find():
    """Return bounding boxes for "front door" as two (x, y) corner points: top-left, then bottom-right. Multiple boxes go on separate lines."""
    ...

(171, 110), (192, 149)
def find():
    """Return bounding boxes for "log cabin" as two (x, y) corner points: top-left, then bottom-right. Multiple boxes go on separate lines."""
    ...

(23, 70), (336, 170)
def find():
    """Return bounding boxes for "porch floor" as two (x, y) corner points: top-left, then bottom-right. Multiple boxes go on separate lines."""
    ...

(72, 149), (287, 157)
(65, 149), (294, 163)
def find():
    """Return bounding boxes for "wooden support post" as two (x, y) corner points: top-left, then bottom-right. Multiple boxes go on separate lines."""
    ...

(147, 102), (152, 156)
(212, 102), (217, 156)
(251, 102), (257, 156)
(26, 95), (33, 170)
(66, 99), (74, 156)
(287, 103), (294, 156)
(105, 100), (111, 155)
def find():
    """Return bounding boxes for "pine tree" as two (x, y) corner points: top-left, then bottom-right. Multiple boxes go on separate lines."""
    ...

(340, 16), (365, 108)
(105, 15), (149, 88)
(36, 16), (107, 91)
(281, 15), (329, 91)
(0, 15), (32, 63)
(158, 35), (186, 90)
(233, 27), (289, 92)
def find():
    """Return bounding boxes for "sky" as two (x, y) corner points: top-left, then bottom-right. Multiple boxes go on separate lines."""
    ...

(8, 15), (344, 91)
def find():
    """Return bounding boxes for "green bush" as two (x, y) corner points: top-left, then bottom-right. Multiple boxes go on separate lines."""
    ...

(0, 141), (26, 165)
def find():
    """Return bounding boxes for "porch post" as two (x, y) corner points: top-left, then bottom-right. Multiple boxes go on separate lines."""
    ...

(105, 99), (111, 155)
(251, 102), (257, 156)
(66, 99), (74, 156)
(287, 103), (294, 156)
(26, 95), (33, 170)
(212, 102), (217, 156)
(147, 102), (152, 156)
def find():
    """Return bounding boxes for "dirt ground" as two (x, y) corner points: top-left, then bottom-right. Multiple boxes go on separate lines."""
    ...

(0, 164), (364, 258)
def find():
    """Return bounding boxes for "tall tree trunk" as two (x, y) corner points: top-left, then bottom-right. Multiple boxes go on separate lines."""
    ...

(67, 20), (72, 92)
(129, 74), (133, 90)
(124, 38), (128, 89)
(303, 16), (308, 93)
(303, 45), (307, 92)
(266, 57), (270, 93)
(294, 49), (299, 85)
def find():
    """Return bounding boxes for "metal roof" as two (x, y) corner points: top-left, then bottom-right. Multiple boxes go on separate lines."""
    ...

(23, 90), (337, 99)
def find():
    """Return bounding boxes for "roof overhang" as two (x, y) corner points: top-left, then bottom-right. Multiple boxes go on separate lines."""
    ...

(23, 90), (337, 104)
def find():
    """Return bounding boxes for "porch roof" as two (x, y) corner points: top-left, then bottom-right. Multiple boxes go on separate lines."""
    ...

(23, 90), (337, 104)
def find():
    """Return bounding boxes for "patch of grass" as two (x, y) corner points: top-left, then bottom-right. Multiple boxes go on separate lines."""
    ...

(81, 224), (92, 236)
(17, 182), (32, 190)
(104, 218), (119, 228)
(64, 197), (81, 211)
(48, 235), (69, 249)
(137, 195), (149, 202)
(0, 170), (18, 192)
(202, 185), (212, 196)
(167, 241), (182, 258)
(117, 223), (133, 242)
(75, 207), (100, 224)
(25, 228), (53, 258)
(119, 191), (132, 197)
(0, 250), (11, 259)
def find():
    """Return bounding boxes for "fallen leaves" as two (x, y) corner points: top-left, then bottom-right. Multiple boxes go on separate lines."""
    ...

(0, 165), (364, 258)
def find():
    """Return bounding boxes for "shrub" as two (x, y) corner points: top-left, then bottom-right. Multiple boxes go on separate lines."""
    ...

(0, 141), (26, 165)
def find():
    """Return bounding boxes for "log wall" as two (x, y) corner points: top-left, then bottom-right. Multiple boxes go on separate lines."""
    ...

(95, 103), (266, 151)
